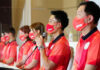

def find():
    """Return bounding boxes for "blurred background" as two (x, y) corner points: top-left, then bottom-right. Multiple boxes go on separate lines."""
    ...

(0, 0), (100, 43)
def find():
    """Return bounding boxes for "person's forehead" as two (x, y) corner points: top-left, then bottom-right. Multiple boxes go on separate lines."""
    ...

(77, 5), (87, 18)
(77, 5), (85, 12)
(5, 32), (9, 35)
(19, 30), (24, 34)
(49, 15), (55, 19)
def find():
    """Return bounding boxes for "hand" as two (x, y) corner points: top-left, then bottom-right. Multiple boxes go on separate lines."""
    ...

(35, 35), (44, 47)
(20, 65), (24, 69)
(24, 66), (30, 70)
(16, 62), (22, 67)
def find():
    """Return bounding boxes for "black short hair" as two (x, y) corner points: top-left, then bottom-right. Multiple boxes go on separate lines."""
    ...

(7, 27), (16, 37)
(51, 10), (69, 30)
(79, 1), (100, 24)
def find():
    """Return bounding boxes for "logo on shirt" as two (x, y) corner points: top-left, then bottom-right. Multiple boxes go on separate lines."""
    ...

(76, 24), (83, 28)
(84, 42), (90, 50)
(50, 45), (54, 49)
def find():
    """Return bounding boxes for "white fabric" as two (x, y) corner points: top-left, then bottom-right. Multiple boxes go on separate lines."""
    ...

(16, 0), (31, 46)
(0, 63), (20, 69)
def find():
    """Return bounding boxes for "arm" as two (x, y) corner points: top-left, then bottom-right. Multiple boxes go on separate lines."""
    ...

(84, 64), (96, 70)
(40, 48), (56, 70)
(16, 42), (31, 67)
(71, 66), (75, 70)
(24, 59), (38, 69)
(35, 36), (56, 70)
(5, 57), (14, 64)
(16, 55), (27, 67)
(85, 39), (100, 70)
(5, 45), (16, 64)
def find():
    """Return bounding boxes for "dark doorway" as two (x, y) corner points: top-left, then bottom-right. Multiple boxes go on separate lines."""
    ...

(0, 0), (12, 36)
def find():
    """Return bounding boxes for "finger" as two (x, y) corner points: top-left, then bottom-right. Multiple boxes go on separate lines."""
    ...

(40, 35), (43, 39)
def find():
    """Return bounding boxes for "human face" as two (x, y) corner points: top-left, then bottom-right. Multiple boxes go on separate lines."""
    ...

(29, 29), (38, 40)
(73, 5), (92, 31)
(77, 5), (87, 19)
(4, 32), (10, 42)
(19, 30), (27, 41)
(1, 33), (6, 42)
(46, 15), (61, 34)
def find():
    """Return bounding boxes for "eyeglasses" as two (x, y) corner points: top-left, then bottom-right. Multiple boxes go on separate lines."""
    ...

(49, 19), (58, 23)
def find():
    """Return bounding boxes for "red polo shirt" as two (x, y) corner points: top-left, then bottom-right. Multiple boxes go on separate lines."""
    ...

(17, 41), (33, 63)
(3, 41), (18, 65)
(73, 27), (100, 70)
(24, 43), (40, 70)
(0, 42), (5, 58)
(40, 33), (71, 70)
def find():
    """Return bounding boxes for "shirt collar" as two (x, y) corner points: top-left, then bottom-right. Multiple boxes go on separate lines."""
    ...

(52, 33), (64, 44)
(82, 27), (97, 40)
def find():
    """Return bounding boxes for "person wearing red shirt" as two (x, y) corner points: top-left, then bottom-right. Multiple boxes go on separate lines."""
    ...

(35, 10), (71, 70)
(0, 32), (10, 62)
(72, 1), (100, 70)
(2, 27), (18, 65)
(16, 25), (33, 68)
(23, 22), (45, 70)
(0, 33), (5, 60)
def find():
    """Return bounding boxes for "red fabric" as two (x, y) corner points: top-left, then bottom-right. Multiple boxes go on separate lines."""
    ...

(73, 31), (100, 70)
(2, 43), (9, 60)
(73, 17), (88, 31)
(17, 41), (33, 62)
(29, 31), (37, 40)
(0, 42), (5, 58)
(2, 41), (18, 65)
(24, 44), (40, 70)
(41, 36), (71, 70)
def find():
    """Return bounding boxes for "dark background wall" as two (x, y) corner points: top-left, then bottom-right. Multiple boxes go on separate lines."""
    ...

(0, 0), (12, 36)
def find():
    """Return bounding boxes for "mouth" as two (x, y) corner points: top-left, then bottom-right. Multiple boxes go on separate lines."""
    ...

(76, 24), (83, 28)
(48, 28), (52, 31)
(31, 36), (34, 38)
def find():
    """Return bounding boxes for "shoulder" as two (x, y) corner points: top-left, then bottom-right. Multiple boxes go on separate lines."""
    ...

(54, 36), (70, 52)
(91, 31), (100, 44)
(25, 41), (33, 45)
(10, 41), (18, 46)
(56, 36), (69, 47)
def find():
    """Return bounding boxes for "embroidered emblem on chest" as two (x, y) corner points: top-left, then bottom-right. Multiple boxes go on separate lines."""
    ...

(50, 45), (54, 49)
(84, 42), (90, 50)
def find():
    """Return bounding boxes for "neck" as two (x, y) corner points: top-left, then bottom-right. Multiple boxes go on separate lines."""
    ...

(52, 29), (63, 40)
(82, 23), (96, 36)
(9, 37), (15, 42)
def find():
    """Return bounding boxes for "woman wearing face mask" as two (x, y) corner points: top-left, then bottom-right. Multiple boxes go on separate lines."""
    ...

(16, 25), (33, 68)
(23, 22), (45, 70)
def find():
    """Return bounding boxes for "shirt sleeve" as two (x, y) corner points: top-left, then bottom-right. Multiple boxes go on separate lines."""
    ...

(72, 60), (78, 70)
(9, 45), (17, 59)
(86, 38), (100, 65)
(48, 43), (67, 64)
